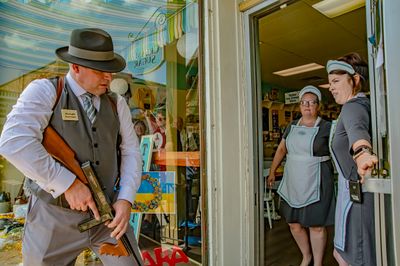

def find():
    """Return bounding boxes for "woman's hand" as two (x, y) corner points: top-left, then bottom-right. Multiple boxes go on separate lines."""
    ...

(356, 153), (378, 184)
(267, 173), (276, 188)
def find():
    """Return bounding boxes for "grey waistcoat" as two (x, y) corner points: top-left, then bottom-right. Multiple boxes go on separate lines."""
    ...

(26, 79), (120, 207)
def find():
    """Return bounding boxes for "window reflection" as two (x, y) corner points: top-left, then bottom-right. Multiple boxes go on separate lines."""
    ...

(0, 1), (202, 265)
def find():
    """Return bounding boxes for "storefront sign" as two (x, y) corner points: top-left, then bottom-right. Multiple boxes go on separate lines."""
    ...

(285, 91), (300, 104)
(128, 46), (164, 75)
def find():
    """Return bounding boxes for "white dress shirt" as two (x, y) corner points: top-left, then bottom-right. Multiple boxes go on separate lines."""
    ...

(0, 72), (142, 204)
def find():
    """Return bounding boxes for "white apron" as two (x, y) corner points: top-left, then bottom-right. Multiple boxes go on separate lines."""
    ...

(278, 117), (330, 208)
(330, 118), (352, 251)
(330, 94), (367, 251)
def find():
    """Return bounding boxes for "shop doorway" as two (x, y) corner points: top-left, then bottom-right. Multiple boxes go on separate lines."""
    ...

(253, 1), (365, 264)
(242, 0), (397, 265)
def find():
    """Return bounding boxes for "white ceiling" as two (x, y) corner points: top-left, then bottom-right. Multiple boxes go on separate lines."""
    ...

(258, 0), (367, 89)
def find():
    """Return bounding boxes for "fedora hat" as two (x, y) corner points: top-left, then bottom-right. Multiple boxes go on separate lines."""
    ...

(55, 28), (126, 73)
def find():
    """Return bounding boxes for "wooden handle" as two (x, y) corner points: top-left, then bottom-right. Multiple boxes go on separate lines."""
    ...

(99, 239), (129, 257)
(42, 126), (88, 184)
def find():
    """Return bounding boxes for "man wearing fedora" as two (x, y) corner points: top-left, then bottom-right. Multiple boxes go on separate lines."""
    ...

(0, 28), (143, 265)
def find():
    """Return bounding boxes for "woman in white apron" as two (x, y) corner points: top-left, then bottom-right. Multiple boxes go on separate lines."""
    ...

(268, 86), (335, 266)
(327, 53), (378, 266)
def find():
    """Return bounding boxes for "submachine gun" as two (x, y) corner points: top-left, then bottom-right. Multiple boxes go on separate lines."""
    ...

(42, 126), (141, 262)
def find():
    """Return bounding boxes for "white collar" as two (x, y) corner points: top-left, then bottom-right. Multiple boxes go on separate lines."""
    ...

(66, 72), (92, 98)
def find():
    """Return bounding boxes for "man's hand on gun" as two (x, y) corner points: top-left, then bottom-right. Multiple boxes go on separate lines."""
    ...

(107, 199), (132, 240)
(43, 127), (139, 260)
(65, 176), (132, 241)
(64, 178), (132, 240)
(64, 178), (100, 220)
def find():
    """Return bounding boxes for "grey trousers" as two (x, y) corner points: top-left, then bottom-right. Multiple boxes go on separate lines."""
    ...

(23, 196), (143, 266)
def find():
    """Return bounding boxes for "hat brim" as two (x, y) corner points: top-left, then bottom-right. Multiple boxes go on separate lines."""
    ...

(55, 46), (126, 73)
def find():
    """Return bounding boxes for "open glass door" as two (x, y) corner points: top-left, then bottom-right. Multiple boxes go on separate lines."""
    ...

(366, 0), (400, 265)
(243, 0), (399, 265)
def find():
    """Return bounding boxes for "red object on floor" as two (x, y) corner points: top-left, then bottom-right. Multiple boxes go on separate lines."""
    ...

(142, 246), (189, 266)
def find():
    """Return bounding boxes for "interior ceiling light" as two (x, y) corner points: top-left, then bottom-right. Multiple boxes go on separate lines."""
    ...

(273, 63), (324, 77)
(312, 0), (365, 18)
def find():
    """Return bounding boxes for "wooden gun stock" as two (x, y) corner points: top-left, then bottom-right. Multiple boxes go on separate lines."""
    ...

(42, 126), (87, 184)
(42, 126), (132, 258)
(99, 239), (129, 257)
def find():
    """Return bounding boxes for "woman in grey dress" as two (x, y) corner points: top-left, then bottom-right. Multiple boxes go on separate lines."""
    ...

(327, 53), (378, 266)
(267, 85), (335, 266)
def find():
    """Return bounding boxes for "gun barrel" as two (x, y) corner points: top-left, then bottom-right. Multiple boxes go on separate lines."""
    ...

(81, 162), (113, 213)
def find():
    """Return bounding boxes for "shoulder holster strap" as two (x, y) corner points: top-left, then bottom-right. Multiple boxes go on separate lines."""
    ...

(49, 76), (64, 109)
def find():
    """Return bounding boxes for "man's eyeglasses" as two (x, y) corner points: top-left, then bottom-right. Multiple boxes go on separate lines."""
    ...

(300, 100), (319, 106)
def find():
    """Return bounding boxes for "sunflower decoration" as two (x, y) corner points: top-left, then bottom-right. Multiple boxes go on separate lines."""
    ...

(132, 174), (162, 212)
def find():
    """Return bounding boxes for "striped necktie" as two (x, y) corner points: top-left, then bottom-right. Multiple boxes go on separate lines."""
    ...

(82, 93), (96, 124)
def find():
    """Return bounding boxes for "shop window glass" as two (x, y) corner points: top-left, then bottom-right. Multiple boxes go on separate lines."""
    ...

(0, 1), (202, 265)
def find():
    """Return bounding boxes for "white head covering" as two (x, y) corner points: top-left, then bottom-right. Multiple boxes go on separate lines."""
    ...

(299, 85), (321, 101)
(326, 60), (355, 75)
(110, 78), (129, 95)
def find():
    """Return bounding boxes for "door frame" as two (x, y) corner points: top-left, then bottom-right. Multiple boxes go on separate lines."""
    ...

(242, 0), (400, 265)
(375, 0), (400, 263)
(242, 1), (283, 264)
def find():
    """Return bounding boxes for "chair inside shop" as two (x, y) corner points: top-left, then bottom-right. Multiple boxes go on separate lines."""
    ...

(263, 168), (281, 229)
